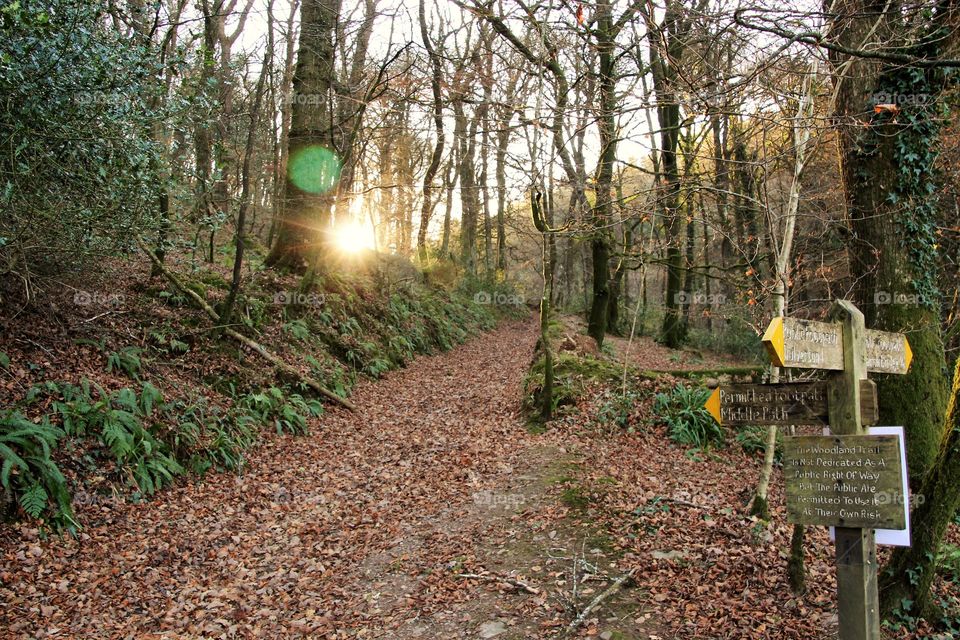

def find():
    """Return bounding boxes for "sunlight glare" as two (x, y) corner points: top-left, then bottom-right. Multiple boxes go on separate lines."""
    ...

(332, 221), (375, 254)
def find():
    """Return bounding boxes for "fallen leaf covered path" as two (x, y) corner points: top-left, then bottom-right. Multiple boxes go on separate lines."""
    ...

(1, 318), (547, 638)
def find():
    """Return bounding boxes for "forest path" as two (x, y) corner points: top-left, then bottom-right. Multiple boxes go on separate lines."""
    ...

(1, 318), (654, 639)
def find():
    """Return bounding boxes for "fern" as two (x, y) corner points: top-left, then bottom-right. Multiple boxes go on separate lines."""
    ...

(139, 382), (163, 416)
(106, 347), (143, 379)
(0, 412), (75, 529)
(18, 483), (47, 518)
(102, 420), (133, 459)
(655, 384), (725, 450)
(283, 319), (311, 341)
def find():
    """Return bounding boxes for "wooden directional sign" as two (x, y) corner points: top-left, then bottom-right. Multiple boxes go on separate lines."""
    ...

(762, 317), (912, 374)
(703, 380), (878, 427)
(759, 303), (914, 640)
(783, 434), (906, 530)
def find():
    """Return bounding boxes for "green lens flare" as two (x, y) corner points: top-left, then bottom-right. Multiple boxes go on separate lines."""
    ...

(288, 146), (341, 194)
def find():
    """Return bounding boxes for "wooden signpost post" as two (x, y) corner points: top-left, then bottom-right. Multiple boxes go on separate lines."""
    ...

(702, 301), (912, 640)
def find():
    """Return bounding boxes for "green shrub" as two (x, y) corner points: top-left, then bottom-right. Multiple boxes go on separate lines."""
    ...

(595, 389), (643, 430)
(654, 384), (725, 449)
(200, 414), (256, 472)
(0, 0), (172, 276)
(161, 395), (256, 474)
(36, 381), (182, 495)
(0, 411), (75, 529)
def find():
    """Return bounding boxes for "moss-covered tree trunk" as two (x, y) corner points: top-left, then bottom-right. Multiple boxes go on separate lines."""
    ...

(532, 190), (554, 421)
(880, 358), (960, 618)
(586, 0), (617, 347)
(825, 0), (957, 620)
(828, 0), (949, 490)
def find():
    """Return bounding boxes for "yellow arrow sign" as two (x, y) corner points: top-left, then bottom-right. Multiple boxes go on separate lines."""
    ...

(761, 316), (785, 367)
(703, 381), (879, 427)
(705, 387), (722, 425)
(761, 317), (912, 374)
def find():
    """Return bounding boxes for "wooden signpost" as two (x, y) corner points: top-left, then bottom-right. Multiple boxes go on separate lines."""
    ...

(702, 301), (912, 640)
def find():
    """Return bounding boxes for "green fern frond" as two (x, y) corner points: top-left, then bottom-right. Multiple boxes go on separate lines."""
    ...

(18, 483), (47, 518)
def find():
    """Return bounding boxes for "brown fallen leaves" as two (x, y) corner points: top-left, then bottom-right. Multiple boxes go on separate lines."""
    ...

(1, 315), (954, 639)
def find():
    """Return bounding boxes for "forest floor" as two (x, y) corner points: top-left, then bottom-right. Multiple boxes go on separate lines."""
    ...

(1, 317), (954, 639)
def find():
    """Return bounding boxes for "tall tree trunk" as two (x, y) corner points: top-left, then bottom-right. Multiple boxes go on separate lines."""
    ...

(829, 0), (949, 489)
(441, 153), (456, 258)
(586, 0), (617, 346)
(647, 0), (689, 349)
(733, 135), (763, 280)
(266, 0), (342, 271)
(455, 98), (480, 275)
(221, 33), (271, 329)
(532, 189), (554, 421)
(334, 0), (377, 208)
(479, 39), (494, 276)
(495, 108), (511, 276)
(416, 0), (444, 263)
(820, 0), (956, 617)
(268, 0), (301, 249)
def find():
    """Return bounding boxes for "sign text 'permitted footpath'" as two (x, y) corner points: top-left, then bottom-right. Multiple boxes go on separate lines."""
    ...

(704, 380), (878, 427)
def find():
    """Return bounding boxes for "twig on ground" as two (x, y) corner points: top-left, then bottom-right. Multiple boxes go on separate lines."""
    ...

(82, 310), (127, 324)
(565, 567), (638, 635)
(457, 572), (541, 595)
(663, 496), (711, 509)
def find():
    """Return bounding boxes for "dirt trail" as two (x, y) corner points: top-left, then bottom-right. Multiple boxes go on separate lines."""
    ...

(0, 319), (654, 639)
